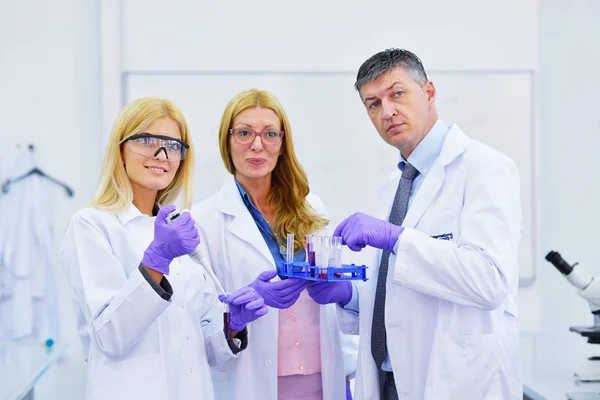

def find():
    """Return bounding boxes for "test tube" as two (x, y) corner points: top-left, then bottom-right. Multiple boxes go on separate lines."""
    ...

(332, 236), (343, 277)
(311, 236), (322, 277)
(319, 236), (331, 279)
(306, 234), (315, 267)
(222, 295), (231, 339)
(286, 233), (295, 264)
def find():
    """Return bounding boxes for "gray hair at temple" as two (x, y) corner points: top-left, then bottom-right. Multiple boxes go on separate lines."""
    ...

(354, 48), (429, 96)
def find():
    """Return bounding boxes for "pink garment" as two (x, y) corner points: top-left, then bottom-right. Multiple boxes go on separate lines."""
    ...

(277, 290), (322, 377)
(278, 373), (323, 400)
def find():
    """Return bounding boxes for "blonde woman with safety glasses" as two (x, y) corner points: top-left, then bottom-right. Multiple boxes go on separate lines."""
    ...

(59, 97), (267, 400)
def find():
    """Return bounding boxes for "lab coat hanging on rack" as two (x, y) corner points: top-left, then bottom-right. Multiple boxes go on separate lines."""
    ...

(0, 145), (72, 341)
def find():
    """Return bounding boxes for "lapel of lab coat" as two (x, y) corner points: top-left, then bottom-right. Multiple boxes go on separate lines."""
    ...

(216, 178), (275, 265)
(401, 124), (469, 229)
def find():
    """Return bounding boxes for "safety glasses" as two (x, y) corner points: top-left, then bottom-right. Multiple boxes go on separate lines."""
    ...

(120, 133), (189, 162)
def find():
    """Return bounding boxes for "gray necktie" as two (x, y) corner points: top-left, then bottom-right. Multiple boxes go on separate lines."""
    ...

(371, 162), (419, 369)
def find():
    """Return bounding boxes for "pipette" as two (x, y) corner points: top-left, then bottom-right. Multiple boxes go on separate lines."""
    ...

(166, 209), (230, 337)
(166, 210), (225, 294)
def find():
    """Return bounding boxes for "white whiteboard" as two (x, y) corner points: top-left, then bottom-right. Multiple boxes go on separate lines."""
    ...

(125, 71), (536, 284)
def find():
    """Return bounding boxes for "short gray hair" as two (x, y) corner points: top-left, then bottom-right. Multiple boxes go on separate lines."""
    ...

(355, 48), (428, 95)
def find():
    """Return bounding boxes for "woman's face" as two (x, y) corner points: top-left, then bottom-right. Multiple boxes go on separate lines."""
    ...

(229, 107), (283, 184)
(122, 117), (182, 198)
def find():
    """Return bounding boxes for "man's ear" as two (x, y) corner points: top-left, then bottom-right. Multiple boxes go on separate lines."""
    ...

(424, 80), (436, 105)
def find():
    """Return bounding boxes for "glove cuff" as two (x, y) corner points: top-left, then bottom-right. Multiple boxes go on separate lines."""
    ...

(141, 248), (173, 275)
(386, 224), (404, 253)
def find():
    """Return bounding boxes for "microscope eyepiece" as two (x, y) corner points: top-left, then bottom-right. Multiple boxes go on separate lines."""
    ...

(546, 250), (575, 275)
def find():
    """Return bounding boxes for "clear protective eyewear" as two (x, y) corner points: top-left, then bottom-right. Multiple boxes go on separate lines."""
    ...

(121, 133), (189, 162)
(229, 127), (284, 146)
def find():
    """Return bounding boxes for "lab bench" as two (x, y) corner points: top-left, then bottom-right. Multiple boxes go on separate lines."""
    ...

(0, 340), (65, 400)
(522, 331), (600, 400)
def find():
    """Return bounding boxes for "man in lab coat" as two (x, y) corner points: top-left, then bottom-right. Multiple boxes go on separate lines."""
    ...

(322, 48), (523, 399)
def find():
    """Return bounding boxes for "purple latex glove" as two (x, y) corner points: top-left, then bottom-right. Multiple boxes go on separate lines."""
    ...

(333, 212), (403, 253)
(141, 205), (200, 274)
(248, 270), (306, 309)
(306, 281), (352, 306)
(346, 379), (352, 400)
(219, 286), (268, 332)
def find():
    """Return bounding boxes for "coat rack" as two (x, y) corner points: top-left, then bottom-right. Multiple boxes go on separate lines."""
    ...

(1, 144), (74, 197)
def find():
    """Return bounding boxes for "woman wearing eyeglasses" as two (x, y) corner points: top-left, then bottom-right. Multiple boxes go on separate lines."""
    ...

(191, 89), (358, 400)
(59, 97), (267, 400)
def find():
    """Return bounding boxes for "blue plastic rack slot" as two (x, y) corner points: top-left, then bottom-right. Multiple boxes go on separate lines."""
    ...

(278, 262), (368, 282)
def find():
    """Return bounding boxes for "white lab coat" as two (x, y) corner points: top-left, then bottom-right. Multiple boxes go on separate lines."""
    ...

(191, 180), (359, 400)
(0, 148), (59, 341)
(59, 205), (238, 400)
(338, 125), (523, 400)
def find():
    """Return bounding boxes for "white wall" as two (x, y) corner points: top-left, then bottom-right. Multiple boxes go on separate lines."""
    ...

(102, 0), (540, 127)
(121, 0), (538, 71)
(539, 0), (600, 332)
(0, 0), (101, 398)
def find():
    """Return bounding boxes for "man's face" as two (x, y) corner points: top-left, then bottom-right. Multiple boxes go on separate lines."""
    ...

(360, 66), (436, 157)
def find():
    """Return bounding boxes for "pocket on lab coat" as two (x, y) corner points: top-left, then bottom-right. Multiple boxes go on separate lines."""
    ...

(89, 353), (163, 400)
(429, 333), (500, 400)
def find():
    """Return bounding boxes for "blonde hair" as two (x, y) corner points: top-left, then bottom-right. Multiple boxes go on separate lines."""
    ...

(218, 89), (328, 252)
(90, 97), (194, 213)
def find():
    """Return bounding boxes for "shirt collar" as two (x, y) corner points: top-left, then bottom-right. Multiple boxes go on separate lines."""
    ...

(398, 119), (449, 175)
(116, 203), (159, 225)
(234, 178), (258, 211)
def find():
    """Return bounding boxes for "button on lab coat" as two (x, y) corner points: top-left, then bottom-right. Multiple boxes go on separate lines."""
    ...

(338, 125), (523, 400)
(59, 205), (237, 400)
(191, 180), (359, 400)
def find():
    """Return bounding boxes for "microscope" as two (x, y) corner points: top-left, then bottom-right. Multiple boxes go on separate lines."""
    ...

(546, 250), (600, 381)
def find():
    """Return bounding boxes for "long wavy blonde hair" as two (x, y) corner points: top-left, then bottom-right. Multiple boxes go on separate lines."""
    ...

(90, 97), (194, 213)
(218, 89), (328, 252)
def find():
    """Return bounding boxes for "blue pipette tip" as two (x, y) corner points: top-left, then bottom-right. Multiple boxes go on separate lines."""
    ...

(43, 338), (54, 348)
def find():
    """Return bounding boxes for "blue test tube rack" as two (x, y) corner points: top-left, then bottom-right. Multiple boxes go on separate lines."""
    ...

(278, 261), (368, 282)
